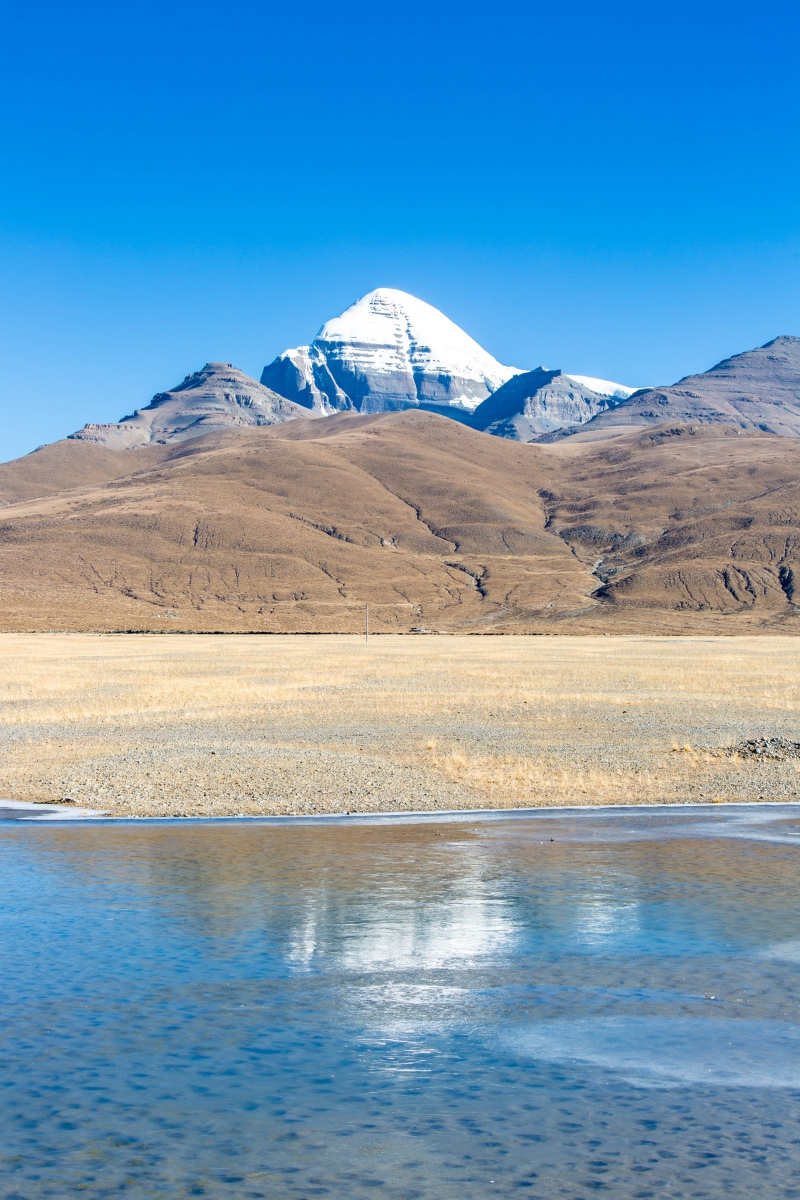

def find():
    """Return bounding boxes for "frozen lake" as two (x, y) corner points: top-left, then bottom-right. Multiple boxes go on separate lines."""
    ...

(2, 804), (800, 1198)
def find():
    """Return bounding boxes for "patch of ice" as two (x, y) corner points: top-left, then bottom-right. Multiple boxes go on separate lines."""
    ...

(509, 1016), (800, 1088)
(0, 798), (108, 820)
(760, 940), (800, 964)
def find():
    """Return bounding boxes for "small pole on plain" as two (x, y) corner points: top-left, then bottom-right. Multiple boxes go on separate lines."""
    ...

(365, 603), (369, 643)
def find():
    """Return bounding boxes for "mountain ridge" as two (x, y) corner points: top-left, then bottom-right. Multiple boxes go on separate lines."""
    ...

(472, 369), (622, 440)
(70, 362), (309, 448)
(549, 336), (800, 441)
(57, 288), (640, 449)
(42, 289), (800, 452)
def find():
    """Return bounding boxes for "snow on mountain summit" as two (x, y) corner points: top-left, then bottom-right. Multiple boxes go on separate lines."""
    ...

(261, 288), (522, 415)
(317, 288), (521, 404)
(563, 374), (639, 401)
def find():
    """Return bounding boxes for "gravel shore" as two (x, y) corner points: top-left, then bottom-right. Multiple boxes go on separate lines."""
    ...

(2, 634), (799, 817)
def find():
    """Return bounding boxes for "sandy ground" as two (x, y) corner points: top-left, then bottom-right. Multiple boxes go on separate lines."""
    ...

(1, 633), (799, 817)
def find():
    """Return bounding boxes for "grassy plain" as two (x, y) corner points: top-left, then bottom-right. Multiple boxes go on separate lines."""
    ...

(1, 634), (799, 816)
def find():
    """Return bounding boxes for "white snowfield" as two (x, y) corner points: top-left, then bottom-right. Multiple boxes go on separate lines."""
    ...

(564, 374), (640, 400)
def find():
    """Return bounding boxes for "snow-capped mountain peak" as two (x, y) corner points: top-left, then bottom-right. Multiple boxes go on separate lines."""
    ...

(262, 287), (522, 415)
(317, 287), (520, 402)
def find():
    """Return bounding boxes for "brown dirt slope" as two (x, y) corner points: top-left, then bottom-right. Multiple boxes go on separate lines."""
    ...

(0, 440), (171, 504)
(0, 412), (798, 632)
(0, 412), (590, 631)
(544, 423), (800, 623)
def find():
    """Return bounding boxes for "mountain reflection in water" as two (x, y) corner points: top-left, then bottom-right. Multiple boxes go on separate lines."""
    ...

(2, 805), (800, 1199)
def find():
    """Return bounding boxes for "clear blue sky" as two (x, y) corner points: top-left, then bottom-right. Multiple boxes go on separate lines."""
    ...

(1, 0), (799, 460)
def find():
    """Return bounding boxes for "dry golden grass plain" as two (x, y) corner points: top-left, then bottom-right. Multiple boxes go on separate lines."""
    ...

(1, 633), (799, 816)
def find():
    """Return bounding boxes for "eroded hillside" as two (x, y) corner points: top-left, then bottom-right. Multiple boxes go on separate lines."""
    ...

(0, 412), (798, 632)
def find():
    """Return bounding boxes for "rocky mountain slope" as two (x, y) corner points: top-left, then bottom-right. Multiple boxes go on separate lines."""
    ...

(71, 363), (309, 448)
(472, 369), (634, 440)
(261, 287), (522, 414)
(1, 412), (798, 634)
(553, 336), (800, 441)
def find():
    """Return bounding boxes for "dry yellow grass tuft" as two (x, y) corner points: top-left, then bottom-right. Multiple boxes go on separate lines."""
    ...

(1, 633), (799, 815)
(421, 740), (667, 806)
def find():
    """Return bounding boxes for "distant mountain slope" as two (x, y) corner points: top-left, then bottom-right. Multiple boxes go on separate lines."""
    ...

(472, 369), (635, 440)
(52, 289), (639, 446)
(556, 336), (800, 440)
(70, 363), (310, 448)
(261, 288), (522, 413)
(0, 412), (799, 633)
(0, 440), (171, 505)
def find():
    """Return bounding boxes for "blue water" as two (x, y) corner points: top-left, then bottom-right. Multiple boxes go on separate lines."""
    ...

(2, 804), (800, 1198)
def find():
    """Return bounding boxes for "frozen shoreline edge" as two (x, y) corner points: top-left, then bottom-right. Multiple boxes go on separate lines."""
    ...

(1, 798), (798, 825)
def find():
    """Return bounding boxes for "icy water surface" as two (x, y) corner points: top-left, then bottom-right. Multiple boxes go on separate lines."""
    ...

(2, 804), (800, 1199)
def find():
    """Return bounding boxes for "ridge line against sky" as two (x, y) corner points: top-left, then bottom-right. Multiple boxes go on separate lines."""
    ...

(1, 0), (799, 461)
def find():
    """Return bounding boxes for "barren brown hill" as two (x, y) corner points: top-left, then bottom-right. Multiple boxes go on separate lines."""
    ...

(0, 412), (590, 632)
(0, 439), (171, 504)
(544, 423), (800, 622)
(0, 411), (798, 633)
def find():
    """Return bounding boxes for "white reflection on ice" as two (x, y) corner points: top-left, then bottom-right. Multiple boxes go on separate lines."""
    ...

(287, 851), (517, 970)
(510, 1017), (800, 1088)
(686, 808), (800, 845)
(288, 908), (319, 967)
(572, 895), (640, 946)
